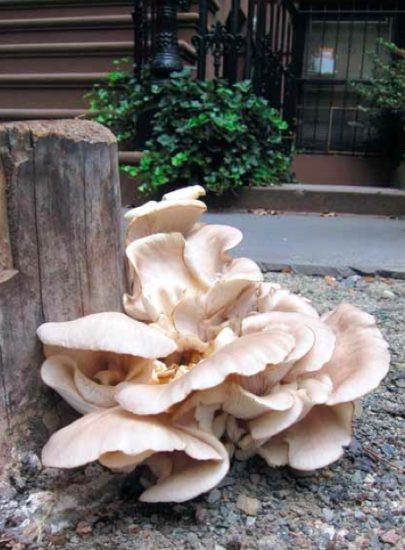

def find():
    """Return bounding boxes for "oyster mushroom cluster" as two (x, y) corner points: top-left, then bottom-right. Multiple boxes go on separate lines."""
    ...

(38, 185), (390, 502)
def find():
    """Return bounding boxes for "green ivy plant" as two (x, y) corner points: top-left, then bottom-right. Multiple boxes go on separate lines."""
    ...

(352, 40), (405, 162)
(86, 64), (292, 195)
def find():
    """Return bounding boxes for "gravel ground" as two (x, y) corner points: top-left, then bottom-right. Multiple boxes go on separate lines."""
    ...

(0, 273), (404, 550)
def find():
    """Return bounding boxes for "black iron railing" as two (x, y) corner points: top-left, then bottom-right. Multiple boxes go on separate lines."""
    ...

(192, 0), (405, 155)
(133, 0), (404, 155)
(192, 0), (296, 108)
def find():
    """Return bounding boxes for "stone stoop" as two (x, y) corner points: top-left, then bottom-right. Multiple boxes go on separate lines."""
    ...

(0, 0), (220, 122)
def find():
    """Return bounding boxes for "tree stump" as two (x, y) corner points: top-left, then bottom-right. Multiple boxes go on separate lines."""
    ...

(0, 120), (125, 475)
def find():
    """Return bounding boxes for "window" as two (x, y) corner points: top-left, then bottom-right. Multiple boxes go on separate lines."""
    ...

(297, 16), (392, 154)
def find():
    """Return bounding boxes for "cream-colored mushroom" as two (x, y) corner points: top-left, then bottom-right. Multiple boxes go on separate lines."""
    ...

(41, 407), (229, 503)
(38, 186), (390, 503)
(37, 312), (176, 413)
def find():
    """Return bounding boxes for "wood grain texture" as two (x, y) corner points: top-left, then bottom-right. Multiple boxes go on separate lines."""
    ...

(0, 120), (125, 473)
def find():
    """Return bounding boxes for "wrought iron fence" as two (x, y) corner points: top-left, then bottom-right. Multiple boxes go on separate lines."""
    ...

(132, 0), (405, 155)
(193, 1), (296, 114)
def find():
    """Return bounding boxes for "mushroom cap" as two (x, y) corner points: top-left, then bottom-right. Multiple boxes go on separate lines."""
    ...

(37, 311), (176, 359)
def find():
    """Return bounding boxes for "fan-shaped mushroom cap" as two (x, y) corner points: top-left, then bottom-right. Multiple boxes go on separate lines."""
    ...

(116, 329), (295, 415)
(42, 407), (230, 502)
(163, 185), (206, 201)
(258, 402), (354, 470)
(125, 233), (205, 322)
(184, 224), (243, 287)
(321, 304), (390, 404)
(126, 199), (206, 244)
(242, 311), (335, 377)
(37, 312), (176, 359)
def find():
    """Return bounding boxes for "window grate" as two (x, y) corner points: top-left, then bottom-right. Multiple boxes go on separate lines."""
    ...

(295, 1), (404, 154)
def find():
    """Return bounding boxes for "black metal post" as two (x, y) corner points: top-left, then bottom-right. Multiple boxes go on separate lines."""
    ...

(226, 0), (241, 83)
(132, 0), (144, 75)
(194, 0), (208, 80)
(150, 0), (183, 79)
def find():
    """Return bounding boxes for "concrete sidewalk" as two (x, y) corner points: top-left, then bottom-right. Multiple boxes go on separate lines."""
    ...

(204, 212), (405, 277)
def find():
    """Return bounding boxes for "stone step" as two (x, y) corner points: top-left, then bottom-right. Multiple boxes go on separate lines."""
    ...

(0, 72), (104, 109)
(118, 153), (405, 217)
(0, 59), (197, 110)
(0, 0), (217, 19)
(0, 12), (198, 44)
(0, 40), (196, 74)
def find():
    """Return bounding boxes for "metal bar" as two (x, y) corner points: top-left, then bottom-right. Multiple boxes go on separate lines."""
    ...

(149, 0), (154, 62)
(296, 78), (371, 85)
(279, 0), (288, 113)
(325, 2), (341, 152)
(196, 0), (208, 79)
(376, 1), (382, 57)
(132, 0), (143, 75)
(311, 4), (328, 150)
(253, 0), (267, 96)
(326, 102), (334, 153)
(359, 5), (369, 81)
(280, 0), (287, 57)
(243, 0), (255, 79)
(337, 0), (356, 151)
(274, 0), (281, 52)
(290, 11), (306, 146)
(142, 0), (149, 64)
(268, 0), (274, 52)
(352, 1), (370, 154)
(281, 0), (299, 18)
(228, 0), (241, 83)
(230, 0), (240, 35)
(298, 10), (405, 15)
(257, 0), (267, 49)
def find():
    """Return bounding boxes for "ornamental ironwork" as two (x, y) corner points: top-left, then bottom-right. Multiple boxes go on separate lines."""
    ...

(133, 0), (183, 79)
(192, 22), (246, 80)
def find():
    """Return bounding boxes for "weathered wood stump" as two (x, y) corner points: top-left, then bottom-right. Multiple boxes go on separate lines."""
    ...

(0, 120), (125, 475)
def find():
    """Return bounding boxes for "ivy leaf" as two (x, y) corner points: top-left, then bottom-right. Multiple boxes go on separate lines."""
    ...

(171, 152), (188, 166)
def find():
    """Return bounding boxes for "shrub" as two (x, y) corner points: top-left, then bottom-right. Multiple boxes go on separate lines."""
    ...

(353, 40), (405, 162)
(86, 65), (292, 195)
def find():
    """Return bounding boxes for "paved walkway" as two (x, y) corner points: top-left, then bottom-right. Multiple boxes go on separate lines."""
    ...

(204, 212), (405, 277)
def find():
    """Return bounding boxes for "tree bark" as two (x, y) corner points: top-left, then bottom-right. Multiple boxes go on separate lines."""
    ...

(0, 120), (125, 474)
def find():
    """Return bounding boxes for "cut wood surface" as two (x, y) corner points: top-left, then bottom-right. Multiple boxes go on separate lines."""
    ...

(0, 119), (125, 473)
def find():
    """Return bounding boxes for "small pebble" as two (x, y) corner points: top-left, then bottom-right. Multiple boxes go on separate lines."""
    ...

(380, 529), (401, 546)
(186, 532), (200, 547)
(207, 489), (221, 504)
(75, 521), (92, 535)
(250, 474), (261, 485)
(236, 494), (260, 516)
(195, 505), (209, 524)
(382, 444), (395, 458)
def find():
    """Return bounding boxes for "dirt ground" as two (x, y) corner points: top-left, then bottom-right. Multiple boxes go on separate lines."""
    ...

(0, 272), (404, 550)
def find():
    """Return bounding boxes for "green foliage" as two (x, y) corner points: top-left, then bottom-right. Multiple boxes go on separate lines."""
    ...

(354, 40), (405, 111)
(85, 65), (292, 195)
(352, 40), (405, 161)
